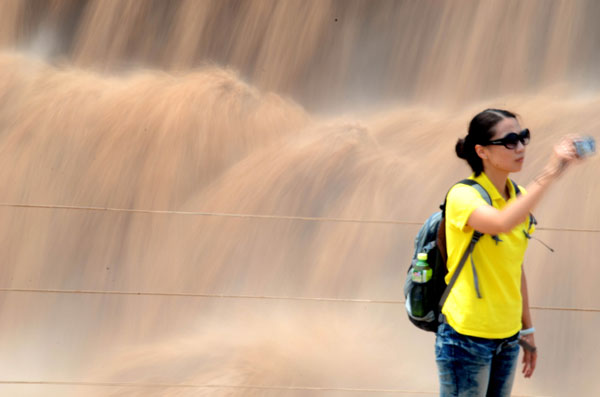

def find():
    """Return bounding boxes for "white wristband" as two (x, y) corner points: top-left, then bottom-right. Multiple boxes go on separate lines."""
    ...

(520, 327), (535, 335)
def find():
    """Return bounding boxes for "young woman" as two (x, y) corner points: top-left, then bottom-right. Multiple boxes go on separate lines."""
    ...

(436, 109), (582, 396)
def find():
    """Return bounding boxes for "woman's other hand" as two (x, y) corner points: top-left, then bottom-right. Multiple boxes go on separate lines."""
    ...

(521, 333), (537, 378)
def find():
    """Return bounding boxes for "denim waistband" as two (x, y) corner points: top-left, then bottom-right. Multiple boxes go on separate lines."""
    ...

(438, 315), (519, 342)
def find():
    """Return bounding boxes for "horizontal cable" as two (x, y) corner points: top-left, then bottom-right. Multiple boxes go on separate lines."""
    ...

(0, 380), (549, 396)
(0, 288), (401, 304)
(534, 225), (600, 233)
(1, 202), (599, 232)
(529, 305), (600, 313)
(0, 203), (417, 226)
(1, 288), (599, 313)
(0, 380), (435, 394)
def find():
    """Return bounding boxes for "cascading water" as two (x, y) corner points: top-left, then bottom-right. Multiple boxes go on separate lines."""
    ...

(1, 1), (598, 396)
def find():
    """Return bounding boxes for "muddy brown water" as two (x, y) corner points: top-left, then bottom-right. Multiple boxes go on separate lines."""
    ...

(1, 1), (599, 396)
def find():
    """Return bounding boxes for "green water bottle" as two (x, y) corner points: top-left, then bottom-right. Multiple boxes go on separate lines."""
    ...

(410, 253), (433, 318)
(412, 253), (432, 283)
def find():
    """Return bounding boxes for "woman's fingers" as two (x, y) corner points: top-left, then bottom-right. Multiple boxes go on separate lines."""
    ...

(548, 136), (580, 176)
(522, 350), (537, 377)
(521, 334), (537, 378)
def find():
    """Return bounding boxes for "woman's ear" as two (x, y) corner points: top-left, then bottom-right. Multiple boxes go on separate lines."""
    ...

(475, 144), (488, 160)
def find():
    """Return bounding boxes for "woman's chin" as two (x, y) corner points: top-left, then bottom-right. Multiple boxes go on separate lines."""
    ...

(512, 164), (524, 173)
(512, 159), (525, 172)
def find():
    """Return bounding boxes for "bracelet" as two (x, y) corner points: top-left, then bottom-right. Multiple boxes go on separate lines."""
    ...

(520, 327), (535, 335)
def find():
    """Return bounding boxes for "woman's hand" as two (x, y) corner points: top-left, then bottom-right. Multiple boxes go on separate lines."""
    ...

(539, 136), (581, 183)
(521, 333), (537, 378)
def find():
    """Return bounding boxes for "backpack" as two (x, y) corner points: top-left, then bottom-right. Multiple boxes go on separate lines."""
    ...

(404, 179), (530, 333)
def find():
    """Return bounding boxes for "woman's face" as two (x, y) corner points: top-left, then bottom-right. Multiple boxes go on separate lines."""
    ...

(479, 117), (526, 174)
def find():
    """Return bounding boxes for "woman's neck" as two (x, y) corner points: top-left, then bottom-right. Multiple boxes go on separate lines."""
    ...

(483, 167), (510, 199)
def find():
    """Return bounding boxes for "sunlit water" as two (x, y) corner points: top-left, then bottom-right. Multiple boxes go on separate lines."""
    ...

(1, 1), (599, 396)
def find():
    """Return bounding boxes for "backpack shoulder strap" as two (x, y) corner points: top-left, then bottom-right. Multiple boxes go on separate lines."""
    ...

(458, 179), (492, 205)
(510, 179), (537, 229)
(438, 179), (490, 311)
(438, 231), (481, 310)
(440, 179), (492, 217)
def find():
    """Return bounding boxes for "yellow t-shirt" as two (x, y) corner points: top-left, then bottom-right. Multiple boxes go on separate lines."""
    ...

(442, 172), (535, 339)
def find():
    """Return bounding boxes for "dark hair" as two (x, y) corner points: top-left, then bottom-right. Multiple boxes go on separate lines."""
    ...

(455, 108), (517, 176)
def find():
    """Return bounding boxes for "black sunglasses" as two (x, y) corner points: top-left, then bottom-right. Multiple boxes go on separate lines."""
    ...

(484, 128), (530, 149)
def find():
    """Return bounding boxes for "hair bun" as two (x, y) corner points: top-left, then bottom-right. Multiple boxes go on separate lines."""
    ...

(455, 137), (468, 159)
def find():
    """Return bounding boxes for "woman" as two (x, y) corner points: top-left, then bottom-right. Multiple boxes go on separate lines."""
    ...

(436, 109), (582, 396)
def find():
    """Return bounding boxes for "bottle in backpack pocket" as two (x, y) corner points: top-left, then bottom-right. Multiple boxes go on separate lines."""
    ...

(409, 253), (433, 318)
(411, 253), (432, 283)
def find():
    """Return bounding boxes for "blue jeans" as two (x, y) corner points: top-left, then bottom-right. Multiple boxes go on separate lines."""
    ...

(435, 322), (520, 397)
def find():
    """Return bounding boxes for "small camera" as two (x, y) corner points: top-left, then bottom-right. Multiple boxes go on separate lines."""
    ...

(574, 136), (596, 158)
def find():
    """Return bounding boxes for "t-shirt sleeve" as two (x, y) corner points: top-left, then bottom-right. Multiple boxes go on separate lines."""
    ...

(446, 184), (489, 232)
